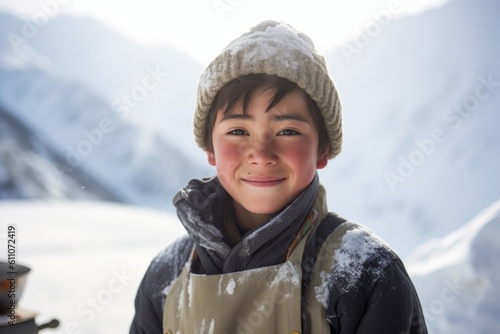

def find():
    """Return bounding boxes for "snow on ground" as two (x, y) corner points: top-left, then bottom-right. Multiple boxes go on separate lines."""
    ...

(406, 198), (500, 334)
(0, 200), (186, 334)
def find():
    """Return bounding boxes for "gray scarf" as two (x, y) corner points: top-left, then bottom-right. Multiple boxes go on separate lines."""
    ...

(173, 174), (320, 275)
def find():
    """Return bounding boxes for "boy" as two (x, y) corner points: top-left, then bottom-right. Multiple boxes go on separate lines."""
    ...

(130, 20), (427, 333)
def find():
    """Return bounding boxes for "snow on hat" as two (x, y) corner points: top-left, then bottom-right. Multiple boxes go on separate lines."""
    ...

(194, 20), (342, 159)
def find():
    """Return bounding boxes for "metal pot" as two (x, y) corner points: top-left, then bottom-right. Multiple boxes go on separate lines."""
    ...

(0, 262), (30, 315)
(0, 262), (59, 333)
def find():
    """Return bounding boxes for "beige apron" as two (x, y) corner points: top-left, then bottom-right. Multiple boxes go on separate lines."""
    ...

(163, 188), (346, 334)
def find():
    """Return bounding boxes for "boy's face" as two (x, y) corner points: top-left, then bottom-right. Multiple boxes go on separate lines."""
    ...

(207, 88), (329, 229)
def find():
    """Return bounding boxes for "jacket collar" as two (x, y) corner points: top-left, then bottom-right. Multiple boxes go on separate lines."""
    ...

(173, 174), (323, 274)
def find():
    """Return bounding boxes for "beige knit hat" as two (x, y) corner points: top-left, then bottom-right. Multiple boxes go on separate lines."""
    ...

(194, 20), (342, 159)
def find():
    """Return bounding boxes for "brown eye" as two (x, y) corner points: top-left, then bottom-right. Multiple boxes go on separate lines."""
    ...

(278, 129), (300, 136)
(228, 129), (248, 135)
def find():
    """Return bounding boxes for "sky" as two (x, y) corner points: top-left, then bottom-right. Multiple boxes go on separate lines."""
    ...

(0, 0), (449, 65)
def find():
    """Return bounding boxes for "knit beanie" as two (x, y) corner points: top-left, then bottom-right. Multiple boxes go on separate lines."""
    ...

(194, 20), (342, 159)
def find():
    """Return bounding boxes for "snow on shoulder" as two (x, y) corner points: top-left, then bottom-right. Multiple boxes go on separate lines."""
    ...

(314, 221), (392, 308)
(334, 224), (391, 291)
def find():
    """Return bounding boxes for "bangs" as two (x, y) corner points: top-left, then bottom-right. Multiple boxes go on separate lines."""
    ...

(206, 74), (329, 154)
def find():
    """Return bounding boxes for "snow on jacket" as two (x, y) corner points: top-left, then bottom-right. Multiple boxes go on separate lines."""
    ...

(130, 174), (427, 333)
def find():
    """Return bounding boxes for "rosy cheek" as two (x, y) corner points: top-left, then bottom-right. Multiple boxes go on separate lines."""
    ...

(216, 141), (241, 161)
(285, 141), (317, 171)
(287, 141), (311, 158)
(213, 140), (241, 182)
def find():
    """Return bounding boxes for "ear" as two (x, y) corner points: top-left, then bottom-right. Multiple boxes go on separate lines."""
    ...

(316, 149), (329, 169)
(206, 150), (216, 166)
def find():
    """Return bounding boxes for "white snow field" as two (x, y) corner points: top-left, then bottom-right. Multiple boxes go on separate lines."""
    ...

(0, 200), (186, 334)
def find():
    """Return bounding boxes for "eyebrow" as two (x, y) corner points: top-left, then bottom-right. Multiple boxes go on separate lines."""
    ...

(272, 114), (308, 122)
(220, 114), (251, 122)
(220, 113), (309, 123)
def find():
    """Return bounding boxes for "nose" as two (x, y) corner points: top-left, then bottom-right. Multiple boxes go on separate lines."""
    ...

(246, 134), (278, 166)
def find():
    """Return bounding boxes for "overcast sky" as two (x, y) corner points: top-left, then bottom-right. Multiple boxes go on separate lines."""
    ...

(0, 0), (449, 65)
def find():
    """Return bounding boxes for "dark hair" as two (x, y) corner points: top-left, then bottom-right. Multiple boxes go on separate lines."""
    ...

(205, 74), (329, 154)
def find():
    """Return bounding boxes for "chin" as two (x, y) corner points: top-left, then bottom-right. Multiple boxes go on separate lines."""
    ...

(244, 202), (287, 215)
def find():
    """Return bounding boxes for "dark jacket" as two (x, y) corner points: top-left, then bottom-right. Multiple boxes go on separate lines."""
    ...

(130, 175), (427, 333)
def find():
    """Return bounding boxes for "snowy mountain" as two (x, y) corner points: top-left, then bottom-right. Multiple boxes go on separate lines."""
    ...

(321, 0), (500, 256)
(0, 14), (211, 210)
(6, 13), (206, 159)
(0, 104), (114, 201)
(406, 198), (500, 334)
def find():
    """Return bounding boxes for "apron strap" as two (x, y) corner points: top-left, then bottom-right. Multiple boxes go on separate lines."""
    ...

(286, 209), (319, 262)
(302, 220), (359, 333)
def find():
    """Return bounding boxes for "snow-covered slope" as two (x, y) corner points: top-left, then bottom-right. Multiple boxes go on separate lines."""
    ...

(0, 68), (210, 210)
(1, 13), (205, 159)
(321, 0), (500, 256)
(406, 198), (500, 333)
(0, 14), (211, 210)
(0, 70), (211, 208)
(0, 200), (186, 334)
(0, 105), (114, 201)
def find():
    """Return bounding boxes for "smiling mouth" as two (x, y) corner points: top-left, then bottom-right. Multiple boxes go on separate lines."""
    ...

(241, 178), (286, 187)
